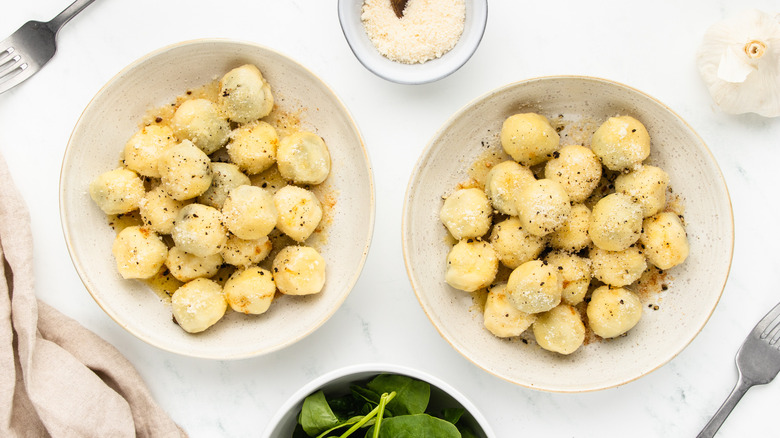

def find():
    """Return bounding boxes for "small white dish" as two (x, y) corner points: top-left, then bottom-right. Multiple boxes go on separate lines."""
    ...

(402, 76), (734, 392)
(338, 0), (488, 84)
(60, 39), (375, 360)
(261, 362), (495, 437)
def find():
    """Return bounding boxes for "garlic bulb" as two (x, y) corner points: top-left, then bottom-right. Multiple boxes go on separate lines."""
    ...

(696, 9), (780, 117)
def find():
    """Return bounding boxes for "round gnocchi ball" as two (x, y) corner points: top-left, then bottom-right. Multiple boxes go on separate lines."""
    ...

(139, 185), (191, 234)
(111, 226), (168, 279)
(223, 266), (276, 315)
(514, 179), (572, 237)
(590, 245), (647, 287)
(277, 131), (331, 185)
(544, 251), (591, 306)
(158, 140), (213, 201)
(221, 185), (278, 240)
(532, 304), (586, 355)
(548, 203), (591, 252)
(171, 203), (228, 258)
(586, 286), (643, 338)
(273, 185), (323, 242)
(489, 217), (547, 269)
(170, 99), (230, 155)
(439, 188), (492, 240)
(483, 160), (535, 216)
(272, 246), (326, 295)
(197, 162), (251, 209)
(219, 64), (274, 124)
(500, 113), (560, 166)
(615, 165), (670, 217)
(122, 124), (176, 178)
(226, 121), (279, 175)
(220, 234), (272, 268)
(506, 260), (562, 314)
(171, 278), (227, 334)
(444, 239), (499, 292)
(165, 246), (223, 282)
(88, 168), (145, 215)
(483, 283), (536, 338)
(544, 144), (602, 203)
(588, 193), (643, 251)
(640, 212), (689, 270)
(590, 115), (651, 171)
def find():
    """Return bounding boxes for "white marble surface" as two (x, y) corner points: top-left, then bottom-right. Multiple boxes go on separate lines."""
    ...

(1, 0), (779, 436)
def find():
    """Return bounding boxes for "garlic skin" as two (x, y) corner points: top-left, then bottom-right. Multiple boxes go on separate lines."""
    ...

(696, 9), (780, 117)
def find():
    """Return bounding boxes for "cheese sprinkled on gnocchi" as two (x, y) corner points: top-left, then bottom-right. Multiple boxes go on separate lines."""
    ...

(89, 64), (333, 334)
(439, 111), (689, 355)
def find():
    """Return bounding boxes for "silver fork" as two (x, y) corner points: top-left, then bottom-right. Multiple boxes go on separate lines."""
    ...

(0, 0), (96, 95)
(697, 302), (780, 437)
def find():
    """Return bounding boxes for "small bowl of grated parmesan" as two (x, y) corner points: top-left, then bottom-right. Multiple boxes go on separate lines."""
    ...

(338, 0), (488, 84)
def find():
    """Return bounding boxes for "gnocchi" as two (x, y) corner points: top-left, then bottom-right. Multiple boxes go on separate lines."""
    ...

(170, 98), (230, 155)
(500, 113), (560, 166)
(590, 115), (651, 171)
(445, 239), (499, 292)
(223, 267), (276, 315)
(506, 260), (562, 314)
(171, 278), (227, 334)
(112, 226), (168, 279)
(90, 64), (333, 334)
(532, 304), (586, 355)
(483, 160), (534, 216)
(514, 179), (571, 237)
(272, 246), (326, 295)
(277, 131), (331, 185)
(439, 188), (492, 240)
(440, 110), (690, 355)
(588, 193), (643, 251)
(640, 212), (689, 270)
(586, 286), (643, 338)
(483, 283), (536, 338)
(221, 185), (278, 240)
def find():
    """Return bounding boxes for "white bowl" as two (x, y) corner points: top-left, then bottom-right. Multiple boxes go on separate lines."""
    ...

(60, 39), (375, 359)
(262, 363), (495, 437)
(402, 76), (734, 392)
(338, 0), (488, 84)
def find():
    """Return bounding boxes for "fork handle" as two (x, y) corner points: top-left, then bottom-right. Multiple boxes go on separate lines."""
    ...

(697, 376), (753, 438)
(47, 0), (97, 34)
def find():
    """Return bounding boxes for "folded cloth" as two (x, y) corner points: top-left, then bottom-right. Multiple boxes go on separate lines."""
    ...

(0, 153), (187, 438)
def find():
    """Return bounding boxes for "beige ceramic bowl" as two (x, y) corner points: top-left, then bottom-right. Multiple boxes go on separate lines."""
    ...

(261, 363), (495, 437)
(402, 76), (734, 392)
(60, 39), (374, 359)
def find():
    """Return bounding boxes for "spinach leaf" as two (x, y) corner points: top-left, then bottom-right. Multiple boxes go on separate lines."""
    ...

(367, 414), (462, 438)
(299, 390), (341, 437)
(367, 374), (430, 416)
(441, 408), (465, 425)
(313, 416), (367, 438)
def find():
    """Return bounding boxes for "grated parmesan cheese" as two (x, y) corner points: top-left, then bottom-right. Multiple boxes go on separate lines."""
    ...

(361, 0), (466, 64)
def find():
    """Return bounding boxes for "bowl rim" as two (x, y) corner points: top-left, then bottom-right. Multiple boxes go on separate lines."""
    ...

(59, 38), (376, 359)
(261, 362), (496, 437)
(337, 0), (488, 85)
(400, 74), (735, 392)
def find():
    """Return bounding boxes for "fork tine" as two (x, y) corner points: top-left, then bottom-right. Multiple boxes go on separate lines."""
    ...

(757, 303), (780, 337)
(0, 53), (23, 76)
(0, 61), (33, 95)
(0, 47), (14, 63)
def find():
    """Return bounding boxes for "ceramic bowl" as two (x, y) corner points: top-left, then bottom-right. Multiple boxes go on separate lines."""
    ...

(261, 363), (495, 437)
(338, 0), (488, 84)
(60, 39), (374, 359)
(402, 76), (734, 392)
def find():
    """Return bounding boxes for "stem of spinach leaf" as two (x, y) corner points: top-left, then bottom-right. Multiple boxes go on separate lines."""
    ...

(336, 391), (396, 438)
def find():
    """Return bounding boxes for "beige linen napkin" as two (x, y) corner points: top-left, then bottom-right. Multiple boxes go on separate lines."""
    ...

(0, 153), (187, 438)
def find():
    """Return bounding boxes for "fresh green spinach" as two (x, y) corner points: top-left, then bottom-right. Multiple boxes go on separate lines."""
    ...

(292, 374), (478, 438)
